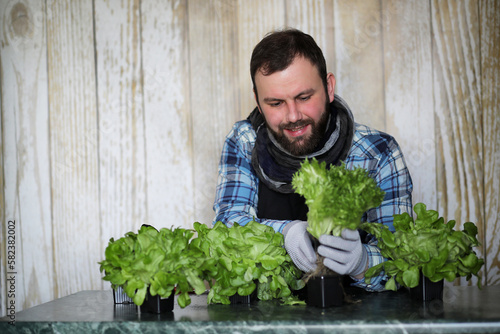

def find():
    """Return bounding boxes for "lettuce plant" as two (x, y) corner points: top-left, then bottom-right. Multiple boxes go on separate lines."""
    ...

(191, 220), (304, 304)
(99, 225), (216, 308)
(362, 203), (484, 290)
(292, 158), (385, 239)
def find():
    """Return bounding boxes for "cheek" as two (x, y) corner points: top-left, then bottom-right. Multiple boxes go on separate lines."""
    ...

(301, 102), (324, 122)
(262, 111), (284, 130)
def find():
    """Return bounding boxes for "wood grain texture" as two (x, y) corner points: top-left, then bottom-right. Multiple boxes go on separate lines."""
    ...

(382, 0), (436, 208)
(46, 0), (101, 296)
(333, 0), (386, 131)
(0, 0), (54, 310)
(1, 0), (499, 316)
(432, 0), (484, 285)
(94, 0), (147, 267)
(141, 0), (194, 229)
(188, 0), (240, 226)
(237, 0), (285, 119)
(480, 0), (500, 286)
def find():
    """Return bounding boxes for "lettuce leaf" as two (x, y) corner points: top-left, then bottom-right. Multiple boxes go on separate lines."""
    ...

(292, 158), (385, 238)
(192, 221), (304, 304)
(362, 203), (485, 289)
(99, 225), (216, 308)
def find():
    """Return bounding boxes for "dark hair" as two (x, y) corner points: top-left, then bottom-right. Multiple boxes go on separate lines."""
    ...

(250, 28), (328, 98)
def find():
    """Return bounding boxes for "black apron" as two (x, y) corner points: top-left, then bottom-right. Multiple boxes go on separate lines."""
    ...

(257, 180), (308, 221)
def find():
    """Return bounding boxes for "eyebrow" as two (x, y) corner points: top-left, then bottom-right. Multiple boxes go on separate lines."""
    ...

(262, 88), (316, 103)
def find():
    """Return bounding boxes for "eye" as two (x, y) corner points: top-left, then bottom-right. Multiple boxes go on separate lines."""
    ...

(269, 101), (282, 107)
(298, 95), (311, 102)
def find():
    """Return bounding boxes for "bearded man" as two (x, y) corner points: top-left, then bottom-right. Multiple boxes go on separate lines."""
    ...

(213, 28), (413, 292)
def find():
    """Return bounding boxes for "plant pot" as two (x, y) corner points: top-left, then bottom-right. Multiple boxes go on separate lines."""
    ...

(140, 289), (175, 314)
(307, 275), (343, 308)
(229, 289), (257, 304)
(409, 274), (444, 301)
(293, 285), (308, 301)
(113, 286), (134, 304)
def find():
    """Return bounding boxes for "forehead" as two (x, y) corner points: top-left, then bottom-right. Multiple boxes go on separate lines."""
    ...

(255, 57), (322, 97)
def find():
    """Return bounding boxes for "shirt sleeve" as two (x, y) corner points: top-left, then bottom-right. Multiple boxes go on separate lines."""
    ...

(213, 121), (293, 233)
(350, 244), (388, 292)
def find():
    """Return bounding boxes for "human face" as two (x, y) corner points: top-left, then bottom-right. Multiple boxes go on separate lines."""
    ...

(254, 56), (336, 156)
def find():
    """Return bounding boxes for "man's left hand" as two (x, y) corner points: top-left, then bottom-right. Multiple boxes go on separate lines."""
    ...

(317, 229), (368, 277)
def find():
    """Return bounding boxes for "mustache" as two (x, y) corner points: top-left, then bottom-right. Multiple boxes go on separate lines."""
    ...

(279, 120), (313, 131)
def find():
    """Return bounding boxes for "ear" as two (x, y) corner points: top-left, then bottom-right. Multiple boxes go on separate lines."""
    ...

(326, 73), (336, 103)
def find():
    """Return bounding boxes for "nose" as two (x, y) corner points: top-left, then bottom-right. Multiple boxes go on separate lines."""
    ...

(286, 101), (302, 123)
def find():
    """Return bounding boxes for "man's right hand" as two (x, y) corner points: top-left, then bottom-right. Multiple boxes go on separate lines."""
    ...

(282, 220), (317, 272)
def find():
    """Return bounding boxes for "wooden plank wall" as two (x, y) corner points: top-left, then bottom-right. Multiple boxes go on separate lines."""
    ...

(0, 0), (498, 314)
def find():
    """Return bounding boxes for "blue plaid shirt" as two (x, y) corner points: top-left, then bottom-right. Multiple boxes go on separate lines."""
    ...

(213, 119), (413, 292)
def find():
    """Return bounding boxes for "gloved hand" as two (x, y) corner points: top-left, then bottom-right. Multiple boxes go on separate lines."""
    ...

(317, 228), (368, 277)
(282, 220), (317, 272)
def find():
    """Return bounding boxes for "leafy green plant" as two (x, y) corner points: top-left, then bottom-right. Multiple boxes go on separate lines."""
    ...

(292, 158), (385, 239)
(191, 220), (304, 304)
(362, 203), (484, 290)
(99, 225), (216, 308)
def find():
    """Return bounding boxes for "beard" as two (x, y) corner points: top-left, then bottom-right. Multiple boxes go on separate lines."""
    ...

(265, 100), (330, 156)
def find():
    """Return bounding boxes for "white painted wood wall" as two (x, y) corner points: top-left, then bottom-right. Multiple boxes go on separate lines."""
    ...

(1, 0), (498, 315)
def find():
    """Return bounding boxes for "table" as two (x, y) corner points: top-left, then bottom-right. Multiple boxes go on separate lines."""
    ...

(1, 285), (499, 333)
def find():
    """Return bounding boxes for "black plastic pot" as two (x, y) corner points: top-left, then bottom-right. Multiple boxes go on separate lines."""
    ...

(293, 285), (308, 301)
(140, 290), (175, 314)
(307, 275), (343, 308)
(113, 286), (134, 304)
(229, 288), (258, 304)
(409, 274), (444, 301)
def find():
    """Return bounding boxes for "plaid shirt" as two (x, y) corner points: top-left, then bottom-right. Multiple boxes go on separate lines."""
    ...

(213, 120), (413, 292)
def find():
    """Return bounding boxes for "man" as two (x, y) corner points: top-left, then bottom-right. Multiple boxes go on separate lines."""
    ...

(213, 28), (412, 291)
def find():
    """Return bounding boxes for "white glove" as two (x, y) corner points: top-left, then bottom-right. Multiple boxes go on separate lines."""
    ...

(282, 221), (317, 272)
(317, 228), (368, 277)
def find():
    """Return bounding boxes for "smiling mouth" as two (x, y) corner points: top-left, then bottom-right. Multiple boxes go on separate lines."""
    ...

(284, 124), (309, 137)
